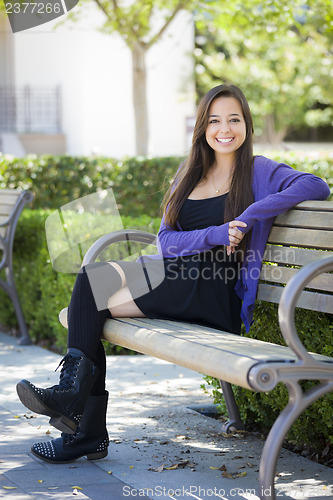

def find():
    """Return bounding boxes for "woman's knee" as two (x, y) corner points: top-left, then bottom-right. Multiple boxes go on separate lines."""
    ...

(108, 286), (145, 317)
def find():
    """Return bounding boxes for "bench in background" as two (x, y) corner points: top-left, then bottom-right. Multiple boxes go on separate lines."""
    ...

(0, 188), (34, 344)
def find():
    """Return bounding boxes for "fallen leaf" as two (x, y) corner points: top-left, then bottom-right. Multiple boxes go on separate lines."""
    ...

(165, 464), (179, 470)
(235, 471), (247, 478)
(222, 471), (235, 479)
(37, 480), (43, 483)
(210, 464), (226, 471)
(14, 415), (20, 419)
(71, 486), (83, 490)
(129, 466), (134, 469)
(48, 487), (59, 490)
(3, 486), (17, 489)
(322, 444), (330, 457)
(148, 464), (164, 472)
(234, 456), (243, 459)
(247, 462), (254, 468)
(107, 471), (112, 475)
(46, 430), (51, 435)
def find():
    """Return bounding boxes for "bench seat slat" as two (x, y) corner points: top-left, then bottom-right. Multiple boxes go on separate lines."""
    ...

(257, 283), (333, 313)
(263, 245), (333, 267)
(260, 263), (333, 292)
(102, 317), (331, 390)
(274, 210), (333, 230)
(268, 227), (333, 249)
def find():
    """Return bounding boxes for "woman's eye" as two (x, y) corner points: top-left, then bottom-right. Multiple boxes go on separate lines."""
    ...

(230, 118), (240, 123)
(209, 119), (218, 124)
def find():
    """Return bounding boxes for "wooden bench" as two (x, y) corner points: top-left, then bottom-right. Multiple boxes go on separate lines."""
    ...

(0, 188), (34, 345)
(59, 200), (333, 500)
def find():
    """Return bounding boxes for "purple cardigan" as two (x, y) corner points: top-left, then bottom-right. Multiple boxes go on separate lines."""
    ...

(155, 155), (330, 332)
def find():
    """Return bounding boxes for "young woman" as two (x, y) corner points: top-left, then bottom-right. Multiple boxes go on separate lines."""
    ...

(16, 84), (330, 463)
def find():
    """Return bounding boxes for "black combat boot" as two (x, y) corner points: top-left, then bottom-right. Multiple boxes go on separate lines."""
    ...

(16, 348), (98, 434)
(31, 392), (109, 464)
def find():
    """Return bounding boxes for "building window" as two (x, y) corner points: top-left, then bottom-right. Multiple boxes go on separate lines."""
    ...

(0, 85), (61, 134)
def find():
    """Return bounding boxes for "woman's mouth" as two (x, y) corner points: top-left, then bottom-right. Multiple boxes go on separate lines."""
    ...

(216, 137), (234, 144)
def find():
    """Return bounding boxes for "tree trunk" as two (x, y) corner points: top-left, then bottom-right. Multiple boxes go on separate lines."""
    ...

(131, 42), (149, 156)
(259, 114), (287, 148)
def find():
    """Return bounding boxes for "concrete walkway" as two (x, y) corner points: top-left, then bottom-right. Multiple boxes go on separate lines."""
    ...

(0, 330), (332, 500)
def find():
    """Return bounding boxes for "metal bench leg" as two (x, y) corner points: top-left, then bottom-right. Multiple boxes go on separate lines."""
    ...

(219, 380), (244, 432)
(259, 379), (333, 500)
(0, 272), (31, 345)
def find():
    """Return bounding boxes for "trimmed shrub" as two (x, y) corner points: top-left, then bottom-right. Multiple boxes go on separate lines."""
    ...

(0, 152), (332, 217)
(0, 209), (161, 354)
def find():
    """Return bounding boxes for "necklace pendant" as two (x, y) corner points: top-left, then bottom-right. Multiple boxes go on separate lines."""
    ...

(216, 189), (219, 193)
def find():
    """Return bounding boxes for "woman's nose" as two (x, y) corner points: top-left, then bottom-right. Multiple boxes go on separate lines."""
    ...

(219, 121), (231, 133)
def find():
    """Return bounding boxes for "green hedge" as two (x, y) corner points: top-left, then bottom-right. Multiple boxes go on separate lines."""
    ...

(0, 154), (182, 217)
(0, 209), (161, 354)
(0, 152), (332, 217)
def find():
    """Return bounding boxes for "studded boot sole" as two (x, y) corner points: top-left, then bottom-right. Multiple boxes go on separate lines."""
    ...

(16, 348), (98, 434)
(16, 380), (78, 434)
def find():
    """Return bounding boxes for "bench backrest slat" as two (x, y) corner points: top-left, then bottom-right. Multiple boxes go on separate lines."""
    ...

(268, 226), (333, 249)
(257, 283), (333, 313)
(259, 200), (333, 313)
(263, 245), (332, 266)
(0, 192), (21, 213)
(260, 264), (333, 292)
(274, 210), (333, 230)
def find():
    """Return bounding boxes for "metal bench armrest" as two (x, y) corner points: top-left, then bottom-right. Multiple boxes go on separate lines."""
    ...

(278, 255), (333, 365)
(81, 229), (157, 266)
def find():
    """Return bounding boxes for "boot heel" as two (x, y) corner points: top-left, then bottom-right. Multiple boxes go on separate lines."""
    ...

(86, 450), (108, 460)
(49, 415), (77, 434)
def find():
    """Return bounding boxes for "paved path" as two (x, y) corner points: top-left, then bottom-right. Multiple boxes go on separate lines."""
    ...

(0, 331), (332, 499)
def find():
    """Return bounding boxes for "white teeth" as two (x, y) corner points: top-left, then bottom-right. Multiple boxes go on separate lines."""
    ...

(217, 138), (233, 143)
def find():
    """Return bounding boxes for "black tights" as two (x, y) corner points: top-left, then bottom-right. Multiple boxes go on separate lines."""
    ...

(67, 263), (122, 395)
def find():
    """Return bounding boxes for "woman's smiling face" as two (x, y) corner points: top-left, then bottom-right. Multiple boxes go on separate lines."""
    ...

(205, 96), (246, 160)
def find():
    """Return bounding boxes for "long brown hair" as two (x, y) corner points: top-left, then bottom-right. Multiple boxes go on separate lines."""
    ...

(162, 84), (254, 256)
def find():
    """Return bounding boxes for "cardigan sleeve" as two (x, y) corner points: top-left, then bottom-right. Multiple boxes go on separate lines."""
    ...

(235, 159), (330, 233)
(156, 217), (230, 258)
(157, 161), (232, 258)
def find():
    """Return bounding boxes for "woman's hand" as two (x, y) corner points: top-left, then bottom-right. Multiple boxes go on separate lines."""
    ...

(227, 220), (247, 255)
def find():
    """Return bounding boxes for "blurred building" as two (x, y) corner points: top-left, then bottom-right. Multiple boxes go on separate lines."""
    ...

(0, 6), (195, 157)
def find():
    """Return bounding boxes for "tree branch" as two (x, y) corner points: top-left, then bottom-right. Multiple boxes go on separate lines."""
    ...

(146, 0), (186, 49)
(93, 0), (113, 23)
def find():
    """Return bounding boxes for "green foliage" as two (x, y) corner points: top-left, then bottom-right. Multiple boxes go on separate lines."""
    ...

(0, 152), (332, 217)
(0, 154), (181, 216)
(0, 208), (161, 354)
(202, 303), (333, 450)
(195, 2), (333, 144)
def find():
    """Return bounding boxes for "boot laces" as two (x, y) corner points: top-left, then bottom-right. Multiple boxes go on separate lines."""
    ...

(54, 353), (81, 390)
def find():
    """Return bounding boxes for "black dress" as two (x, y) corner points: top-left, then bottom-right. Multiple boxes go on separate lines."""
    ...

(119, 193), (242, 334)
